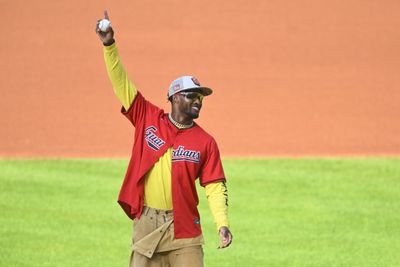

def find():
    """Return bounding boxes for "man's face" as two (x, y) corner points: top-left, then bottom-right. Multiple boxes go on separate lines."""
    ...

(175, 91), (204, 119)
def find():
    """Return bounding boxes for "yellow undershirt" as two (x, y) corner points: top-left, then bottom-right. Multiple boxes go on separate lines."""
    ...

(143, 147), (173, 209)
(104, 43), (229, 230)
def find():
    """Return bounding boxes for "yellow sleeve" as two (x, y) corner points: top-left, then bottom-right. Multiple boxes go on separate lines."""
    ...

(103, 43), (137, 110)
(205, 181), (229, 232)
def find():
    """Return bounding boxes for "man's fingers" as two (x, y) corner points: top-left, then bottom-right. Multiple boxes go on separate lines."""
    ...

(218, 241), (231, 249)
(223, 233), (232, 245)
(104, 10), (109, 20)
(222, 238), (232, 248)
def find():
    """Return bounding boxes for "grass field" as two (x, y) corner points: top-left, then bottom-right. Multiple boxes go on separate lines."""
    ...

(1, 158), (399, 267)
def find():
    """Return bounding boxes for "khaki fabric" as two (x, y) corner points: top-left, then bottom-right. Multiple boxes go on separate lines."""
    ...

(130, 206), (204, 267)
(130, 246), (204, 267)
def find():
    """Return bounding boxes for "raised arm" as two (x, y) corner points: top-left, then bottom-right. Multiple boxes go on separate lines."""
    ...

(96, 11), (137, 110)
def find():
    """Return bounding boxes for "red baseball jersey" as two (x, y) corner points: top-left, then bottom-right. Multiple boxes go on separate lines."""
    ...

(118, 91), (226, 238)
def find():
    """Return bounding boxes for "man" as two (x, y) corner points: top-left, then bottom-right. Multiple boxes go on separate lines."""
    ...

(96, 11), (232, 267)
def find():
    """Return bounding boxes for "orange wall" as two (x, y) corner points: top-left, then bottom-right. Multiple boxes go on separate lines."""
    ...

(2, 0), (400, 157)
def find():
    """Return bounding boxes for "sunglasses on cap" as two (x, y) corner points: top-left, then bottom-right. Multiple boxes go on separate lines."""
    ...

(179, 92), (204, 102)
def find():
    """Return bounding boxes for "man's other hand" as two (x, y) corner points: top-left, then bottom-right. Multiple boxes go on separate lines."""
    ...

(218, 226), (233, 249)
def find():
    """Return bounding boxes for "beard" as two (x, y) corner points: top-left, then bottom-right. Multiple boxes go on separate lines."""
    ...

(184, 107), (200, 119)
(187, 111), (199, 119)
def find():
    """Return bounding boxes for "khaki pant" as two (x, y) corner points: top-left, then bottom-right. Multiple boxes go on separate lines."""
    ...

(130, 206), (204, 267)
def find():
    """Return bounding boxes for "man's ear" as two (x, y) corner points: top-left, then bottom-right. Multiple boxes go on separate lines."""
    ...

(172, 94), (180, 104)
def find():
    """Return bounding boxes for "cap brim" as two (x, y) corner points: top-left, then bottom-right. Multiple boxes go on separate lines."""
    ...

(183, 87), (213, 96)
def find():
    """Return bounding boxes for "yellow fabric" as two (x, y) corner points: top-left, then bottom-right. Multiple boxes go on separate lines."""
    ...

(103, 43), (137, 110)
(103, 42), (229, 230)
(143, 148), (173, 209)
(205, 182), (229, 231)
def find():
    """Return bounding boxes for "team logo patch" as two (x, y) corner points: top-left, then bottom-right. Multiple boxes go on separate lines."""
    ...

(173, 83), (181, 91)
(191, 77), (200, 86)
(145, 126), (166, 151)
(172, 146), (200, 163)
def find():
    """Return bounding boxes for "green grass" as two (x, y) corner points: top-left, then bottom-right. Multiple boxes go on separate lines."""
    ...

(0, 158), (399, 267)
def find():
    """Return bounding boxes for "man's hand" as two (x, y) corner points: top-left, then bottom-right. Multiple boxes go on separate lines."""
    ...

(95, 10), (114, 45)
(218, 226), (233, 249)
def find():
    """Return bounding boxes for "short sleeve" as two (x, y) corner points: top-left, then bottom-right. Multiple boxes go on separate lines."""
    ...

(199, 138), (226, 186)
(121, 91), (161, 128)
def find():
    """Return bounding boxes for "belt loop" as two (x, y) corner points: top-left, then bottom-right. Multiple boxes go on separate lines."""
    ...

(143, 206), (150, 216)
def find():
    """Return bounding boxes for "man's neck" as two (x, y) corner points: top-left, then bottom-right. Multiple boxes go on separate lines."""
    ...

(170, 112), (193, 127)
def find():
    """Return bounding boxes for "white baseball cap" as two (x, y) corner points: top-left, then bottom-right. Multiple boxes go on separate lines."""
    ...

(167, 76), (213, 99)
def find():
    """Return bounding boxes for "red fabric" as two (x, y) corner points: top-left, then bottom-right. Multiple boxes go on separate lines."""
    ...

(117, 92), (226, 239)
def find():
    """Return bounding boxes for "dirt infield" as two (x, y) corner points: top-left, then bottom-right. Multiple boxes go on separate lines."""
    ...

(2, 0), (400, 157)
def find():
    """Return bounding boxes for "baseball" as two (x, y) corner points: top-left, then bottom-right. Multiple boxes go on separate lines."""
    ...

(99, 19), (111, 32)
